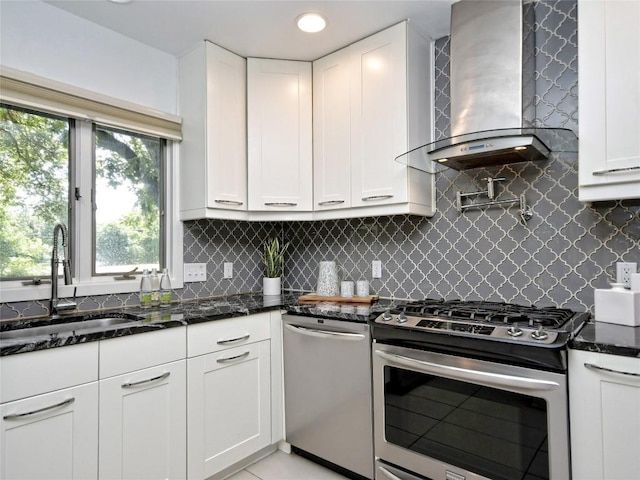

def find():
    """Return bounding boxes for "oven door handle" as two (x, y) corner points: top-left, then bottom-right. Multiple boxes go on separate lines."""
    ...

(375, 350), (560, 391)
(284, 323), (365, 341)
(377, 465), (404, 480)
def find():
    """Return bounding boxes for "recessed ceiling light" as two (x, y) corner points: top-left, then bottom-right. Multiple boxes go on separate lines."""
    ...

(108, 0), (134, 4)
(296, 13), (327, 33)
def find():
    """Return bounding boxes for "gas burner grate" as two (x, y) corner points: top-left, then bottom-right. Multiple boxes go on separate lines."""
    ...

(397, 299), (575, 328)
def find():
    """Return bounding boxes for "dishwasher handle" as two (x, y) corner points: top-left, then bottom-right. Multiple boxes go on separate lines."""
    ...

(284, 323), (365, 341)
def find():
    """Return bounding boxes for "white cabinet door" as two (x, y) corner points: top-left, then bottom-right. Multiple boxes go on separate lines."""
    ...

(350, 23), (409, 208)
(187, 340), (271, 479)
(179, 41), (247, 220)
(1, 382), (99, 480)
(313, 48), (352, 211)
(247, 58), (313, 212)
(99, 360), (186, 480)
(578, 0), (640, 201)
(569, 349), (640, 480)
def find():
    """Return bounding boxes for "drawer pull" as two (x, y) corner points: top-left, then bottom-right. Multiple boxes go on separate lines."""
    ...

(584, 363), (640, 377)
(3, 398), (75, 420)
(217, 351), (250, 363)
(592, 165), (640, 176)
(318, 200), (345, 206)
(122, 372), (170, 388)
(217, 334), (250, 345)
(362, 194), (393, 202)
(214, 199), (244, 206)
(264, 202), (297, 207)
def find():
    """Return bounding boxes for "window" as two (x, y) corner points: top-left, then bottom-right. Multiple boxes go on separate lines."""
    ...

(0, 102), (182, 303)
(0, 105), (71, 280)
(94, 125), (164, 275)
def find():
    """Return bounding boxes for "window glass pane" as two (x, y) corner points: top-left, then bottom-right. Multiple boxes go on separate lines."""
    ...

(94, 125), (162, 274)
(0, 105), (70, 280)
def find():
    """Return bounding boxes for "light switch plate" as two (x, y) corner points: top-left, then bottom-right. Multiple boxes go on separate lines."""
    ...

(372, 260), (382, 278)
(223, 262), (233, 279)
(184, 263), (207, 282)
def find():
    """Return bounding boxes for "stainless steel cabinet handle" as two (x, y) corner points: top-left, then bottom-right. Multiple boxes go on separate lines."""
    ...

(122, 371), (170, 388)
(584, 362), (640, 377)
(214, 199), (244, 206)
(217, 351), (250, 363)
(217, 334), (250, 345)
(264, 202), (297, 207)
(592, 165), (640, 176)
(377, 466), (404, 480)
(285, 323), (365, 341)
(362, 194), (393, 201)
(375, 350), (560, 391)
(3, 398), (75, 420)
(318, 200), (345, 206)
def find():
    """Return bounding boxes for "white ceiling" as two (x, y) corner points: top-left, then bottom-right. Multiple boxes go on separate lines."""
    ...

(44, 0), (454, 60)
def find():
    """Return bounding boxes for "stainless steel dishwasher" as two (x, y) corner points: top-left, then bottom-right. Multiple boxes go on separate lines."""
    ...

(282, 314), (374, 480)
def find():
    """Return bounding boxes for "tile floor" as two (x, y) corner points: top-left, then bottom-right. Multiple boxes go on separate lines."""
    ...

(226, 450), (349, 480)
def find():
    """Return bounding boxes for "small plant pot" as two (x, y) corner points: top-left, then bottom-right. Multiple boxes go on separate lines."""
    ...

(263, 277), (281, 296)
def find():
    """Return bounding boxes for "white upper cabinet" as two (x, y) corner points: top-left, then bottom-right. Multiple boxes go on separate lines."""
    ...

(313, 22), (436, 218)
(313, 48), (352, 211)
(247, 58), (313, 215)
(578, 0), (640, 202)
(179, 41), (248, 220)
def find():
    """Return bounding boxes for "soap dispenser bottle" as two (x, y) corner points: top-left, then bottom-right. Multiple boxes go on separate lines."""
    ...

(159, 268), (172, 308)
(139, 269), (152, 308)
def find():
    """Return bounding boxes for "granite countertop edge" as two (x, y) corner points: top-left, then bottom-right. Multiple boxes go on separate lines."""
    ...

(569, 321), (640, 358)
(0, 292), (398, 356)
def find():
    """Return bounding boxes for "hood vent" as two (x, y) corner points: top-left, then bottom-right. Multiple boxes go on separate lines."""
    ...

(397, 0), (577, 172)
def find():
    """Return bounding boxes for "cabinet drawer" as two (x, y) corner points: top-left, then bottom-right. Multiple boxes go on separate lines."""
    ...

(0, 342), (99, 403)
(187, 312), (270, 358)
(99, 327), (186, 379)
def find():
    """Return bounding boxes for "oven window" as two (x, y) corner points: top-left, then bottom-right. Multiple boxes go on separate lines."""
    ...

(383, 366), (549, 480)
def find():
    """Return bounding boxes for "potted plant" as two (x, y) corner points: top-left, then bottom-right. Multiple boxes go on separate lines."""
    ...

(260, 237), (288, 296)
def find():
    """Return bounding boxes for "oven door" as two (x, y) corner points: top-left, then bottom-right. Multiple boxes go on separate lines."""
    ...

(372, 342), (570, 480)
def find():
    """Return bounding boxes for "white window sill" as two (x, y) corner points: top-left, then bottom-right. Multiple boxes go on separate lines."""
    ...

(0, 276), (184, 304)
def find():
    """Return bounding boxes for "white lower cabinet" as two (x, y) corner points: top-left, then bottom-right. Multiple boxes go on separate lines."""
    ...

(1, 382), (99, 480)
(187, 313), (273, 479)
(99, 360), (187, 480)
(569, 349), (640, 480)
(1, 312), (283, 480)
(98, 327), (187, 480)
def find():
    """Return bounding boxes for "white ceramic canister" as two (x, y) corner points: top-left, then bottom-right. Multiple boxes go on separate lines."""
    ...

(356, 280), (369, 297)
(341, 280), (354, 298)
(317, 261), (339, 296)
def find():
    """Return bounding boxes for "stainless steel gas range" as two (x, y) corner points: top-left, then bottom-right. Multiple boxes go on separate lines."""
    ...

(371, 299), (589, 480)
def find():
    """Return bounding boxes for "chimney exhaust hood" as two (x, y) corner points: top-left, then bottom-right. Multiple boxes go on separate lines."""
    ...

(397, 0), (577, 172)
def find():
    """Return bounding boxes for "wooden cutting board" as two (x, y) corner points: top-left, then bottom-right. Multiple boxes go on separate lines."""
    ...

(298, 293), (379, 304)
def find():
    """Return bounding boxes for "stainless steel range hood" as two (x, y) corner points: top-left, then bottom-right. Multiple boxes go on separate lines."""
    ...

(397, 0), (577, 172)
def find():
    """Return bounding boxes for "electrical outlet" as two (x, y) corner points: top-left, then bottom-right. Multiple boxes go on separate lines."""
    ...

(616, 262), (637, 288)
(184, 263), (207, 282)
(223, 262), (233, 279)
(372, 260), (382, 279)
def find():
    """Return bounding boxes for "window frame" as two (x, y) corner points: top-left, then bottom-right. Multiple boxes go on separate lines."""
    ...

(0, 106), (183, 304)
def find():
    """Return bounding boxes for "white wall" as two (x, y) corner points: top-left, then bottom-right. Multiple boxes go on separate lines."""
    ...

(0, 0), (177, 114)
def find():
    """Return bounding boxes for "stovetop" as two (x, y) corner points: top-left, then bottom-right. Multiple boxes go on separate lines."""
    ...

(372, 299), (591, 371)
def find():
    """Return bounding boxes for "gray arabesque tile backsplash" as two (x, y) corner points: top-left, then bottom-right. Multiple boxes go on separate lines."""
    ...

(1, 0), (638, 320)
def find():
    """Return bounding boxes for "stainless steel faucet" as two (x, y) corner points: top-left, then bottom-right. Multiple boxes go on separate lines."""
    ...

(50, 223), (77, 315)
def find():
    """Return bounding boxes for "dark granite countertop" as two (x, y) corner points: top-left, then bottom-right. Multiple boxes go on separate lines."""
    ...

(0, 292), (402, 356)
(570, 321), (640, 358)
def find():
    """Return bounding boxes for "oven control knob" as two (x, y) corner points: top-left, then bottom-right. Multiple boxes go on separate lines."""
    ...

(381, 310), (393, 322)
(397, 312), (408, 323)
(531, 326), (549, 341)
(507, 323), (523, 337)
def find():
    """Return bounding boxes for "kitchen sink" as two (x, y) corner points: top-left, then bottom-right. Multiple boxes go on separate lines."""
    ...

(0, 314), (142, 341)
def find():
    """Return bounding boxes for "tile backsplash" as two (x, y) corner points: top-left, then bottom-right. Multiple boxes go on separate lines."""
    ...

(1, 0), (638, 320)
